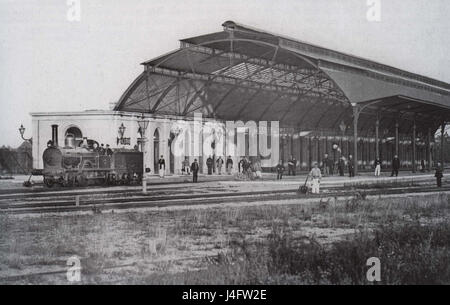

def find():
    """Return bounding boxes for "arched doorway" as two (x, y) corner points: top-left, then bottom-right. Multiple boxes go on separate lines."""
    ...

(153, 129), (160, 173)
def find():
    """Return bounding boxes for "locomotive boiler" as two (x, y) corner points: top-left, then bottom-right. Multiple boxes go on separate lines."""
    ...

(41, 125), (143, 187)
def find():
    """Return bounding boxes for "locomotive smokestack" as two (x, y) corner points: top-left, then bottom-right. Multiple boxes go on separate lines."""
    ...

(51, 124), (58, 147)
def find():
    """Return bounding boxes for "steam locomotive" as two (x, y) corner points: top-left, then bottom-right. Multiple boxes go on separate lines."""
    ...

(39, 125), (143, 187)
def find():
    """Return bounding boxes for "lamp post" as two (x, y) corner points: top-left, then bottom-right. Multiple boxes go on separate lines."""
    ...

(332, 143), (339, 170)
(18, 124), (32, 143)
(137, 114), (150, 185)
(137, 114), (149, 152)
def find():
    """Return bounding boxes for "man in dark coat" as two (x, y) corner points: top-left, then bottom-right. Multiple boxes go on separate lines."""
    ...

(322, 154), (330, 176)
(105, 144), (113, 156)
(288, 155), (297, 176)
(158, 155), (165, 178)
(435, 163), (443, 187)
(338, 156), (345, 176)
(191, 159), (199, 183)
(238, 157), (245, 173)
(276, 160), (285, 180)
(391, 155), (400, 177)
(206, 155), (213, 175)
(421, 159), (426, 173)
(374, 157), (382, 177)
(348, 155), (355, 177)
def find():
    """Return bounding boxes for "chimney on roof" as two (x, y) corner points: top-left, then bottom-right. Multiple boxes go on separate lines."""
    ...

(51, 125), (58, 147)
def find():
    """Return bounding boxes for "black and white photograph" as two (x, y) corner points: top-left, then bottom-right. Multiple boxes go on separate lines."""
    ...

(0, 0), (449, 290)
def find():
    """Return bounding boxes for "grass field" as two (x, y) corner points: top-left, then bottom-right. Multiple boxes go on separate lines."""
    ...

(0, 192), (449, 284)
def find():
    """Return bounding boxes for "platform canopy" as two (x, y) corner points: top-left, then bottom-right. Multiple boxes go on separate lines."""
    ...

(115, 21), (450, 135)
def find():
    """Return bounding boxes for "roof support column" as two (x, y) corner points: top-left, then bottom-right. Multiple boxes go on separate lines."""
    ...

(441, 122), (445, 171)
(412, 120), (416, 173)
(317, 135), (321, 167)
(352, 104), (360, 176)
(427, 127), (432, 171)
(308, 137), (312, 170)
(375, 116), (380, 159)
(395, 121), (399, 156)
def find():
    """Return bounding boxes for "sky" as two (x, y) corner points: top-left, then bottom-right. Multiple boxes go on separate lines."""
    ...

(0, 0), (449, 147)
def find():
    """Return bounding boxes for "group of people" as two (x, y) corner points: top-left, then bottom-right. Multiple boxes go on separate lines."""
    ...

(158, 153), (445, 187)
(91, 143), (113, 156)
(159, 155), (200, 182)
(319, 154), (402, 178)
(184, 155), (234, 176)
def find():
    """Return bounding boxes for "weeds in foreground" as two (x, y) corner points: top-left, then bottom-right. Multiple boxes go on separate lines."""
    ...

(220, 221), (450, 284)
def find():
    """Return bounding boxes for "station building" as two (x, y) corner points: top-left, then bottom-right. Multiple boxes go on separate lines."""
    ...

(31, 21), (450, 175)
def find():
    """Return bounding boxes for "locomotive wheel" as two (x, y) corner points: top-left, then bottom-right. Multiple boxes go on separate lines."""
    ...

(61, 176), (72, 187)
(76, 174), (88, 187)
(106, 174), (116, 185)
(43, 177), (54, 188)
(57, 177), (63, 187)
(102, 174), (109, 186)
(122, 173), (131, 185)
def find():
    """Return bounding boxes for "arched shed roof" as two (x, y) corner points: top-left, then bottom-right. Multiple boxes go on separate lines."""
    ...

(115, 21), (450, 135)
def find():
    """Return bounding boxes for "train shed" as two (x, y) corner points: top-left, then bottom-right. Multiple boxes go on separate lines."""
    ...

(114, 21), (450, 173)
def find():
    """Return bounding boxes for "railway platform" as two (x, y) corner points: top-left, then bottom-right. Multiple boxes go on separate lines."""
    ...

(0, 171), (444, 193)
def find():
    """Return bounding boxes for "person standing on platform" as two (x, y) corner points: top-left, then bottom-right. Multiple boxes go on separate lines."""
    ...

(391, 155), (400, 177)
(322, 154), (330, 176)
(158, 155), (165, 178)
(238, 157), (245, 174)
(348, 155), (355, 177)
(191, 159), (199, 183)
(206, 155), (213, 175)
(288, 156), (297, 176)
(308, 163), (322, 194)
(226, 156), (233, 175)
(435, 163), (443, 187)
(216, 156), (224, 175)
(374, 157), (382, 177)
(106, 144), (113, 156)
(328, 156), (334, 175)
(276, 160), (285, 180)
(182, 157), (190, 175)
(338, 156), (345, 176)
(421, 159), (426, 173)
(92, 142), (100, 153)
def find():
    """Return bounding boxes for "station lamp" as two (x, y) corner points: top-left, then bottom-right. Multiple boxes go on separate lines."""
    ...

(118, 123), (126, 139)
(117, 123), (127, 145)
(137, 115), (149, 138)
(18, 124), (32, 142)
(137, 114), (150, 152)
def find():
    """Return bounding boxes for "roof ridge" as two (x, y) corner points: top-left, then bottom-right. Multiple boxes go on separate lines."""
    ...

(221, 20), (450, 90)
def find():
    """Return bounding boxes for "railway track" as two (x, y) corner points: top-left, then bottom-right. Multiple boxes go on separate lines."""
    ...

(0, 184), (448, 215)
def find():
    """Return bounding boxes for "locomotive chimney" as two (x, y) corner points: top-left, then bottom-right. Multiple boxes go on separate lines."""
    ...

(51, 124), (59, 147)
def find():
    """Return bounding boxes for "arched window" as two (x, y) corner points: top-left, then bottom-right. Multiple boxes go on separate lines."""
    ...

(65, 126), (83, 148)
